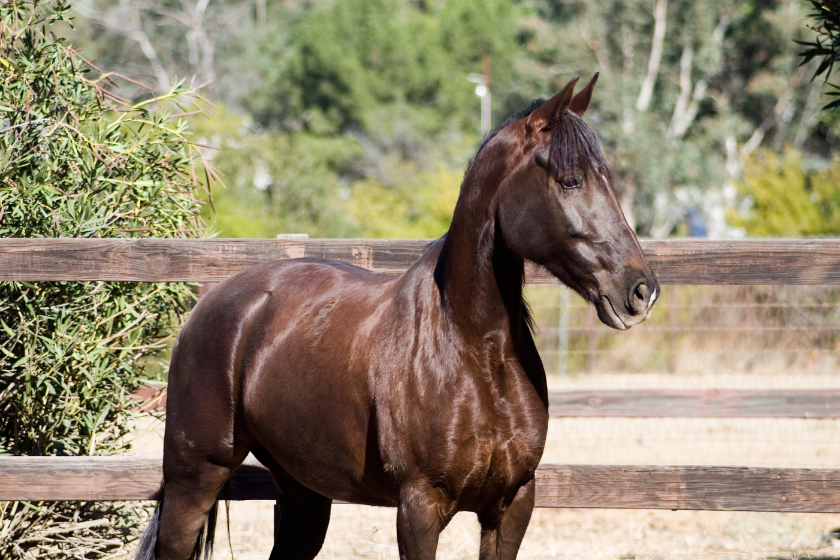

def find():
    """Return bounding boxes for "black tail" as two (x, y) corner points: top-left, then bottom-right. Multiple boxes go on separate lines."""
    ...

(133, 487), (221, 560)
(134, 494), (162, 560)
(192, 500), (219, 560)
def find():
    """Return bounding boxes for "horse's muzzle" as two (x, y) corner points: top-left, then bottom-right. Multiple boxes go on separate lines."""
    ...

(596, 276), (659, 330)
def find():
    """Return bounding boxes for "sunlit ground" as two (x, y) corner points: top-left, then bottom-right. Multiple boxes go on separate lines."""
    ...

(128, 371), (840, 560)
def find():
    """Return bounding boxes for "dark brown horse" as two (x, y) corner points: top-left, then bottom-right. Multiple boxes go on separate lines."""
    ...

(135, 74), (658, 560)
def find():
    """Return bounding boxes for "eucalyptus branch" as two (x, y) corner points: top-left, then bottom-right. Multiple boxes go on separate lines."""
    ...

(636, 0), (668, 112)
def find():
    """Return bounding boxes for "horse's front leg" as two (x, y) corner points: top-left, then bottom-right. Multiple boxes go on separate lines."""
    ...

(396, 481), (452, 560)
(478, 478), (536, 560)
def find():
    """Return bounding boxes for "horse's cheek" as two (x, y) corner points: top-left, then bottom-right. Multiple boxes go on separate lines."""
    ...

(500, 189), (553, 261)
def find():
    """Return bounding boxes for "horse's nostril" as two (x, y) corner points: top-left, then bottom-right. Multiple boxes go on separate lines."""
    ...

(632, 281), (650, 309)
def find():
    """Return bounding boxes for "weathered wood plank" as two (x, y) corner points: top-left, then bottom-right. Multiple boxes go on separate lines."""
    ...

(535, 464), (840, 512)
(1, 458), (839, 512)
(133, 387), (840, 418)
(0, 238), (425, 282)
(0, 456), (275, 501)
(636, 238), (840, 285)
(547, 389), (840, 418)
(0, 457), (164, 501)
(3, 238), (840, 284)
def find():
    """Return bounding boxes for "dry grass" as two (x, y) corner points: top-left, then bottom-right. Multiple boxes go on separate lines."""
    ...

(527, 285), (840, 378)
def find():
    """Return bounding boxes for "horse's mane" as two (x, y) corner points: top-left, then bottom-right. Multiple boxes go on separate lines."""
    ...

(468, 98), (547, 169)
(468, 99), (609, 180)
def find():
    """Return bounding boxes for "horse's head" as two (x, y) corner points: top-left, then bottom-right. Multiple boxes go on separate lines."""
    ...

(495, 74), (658, 330)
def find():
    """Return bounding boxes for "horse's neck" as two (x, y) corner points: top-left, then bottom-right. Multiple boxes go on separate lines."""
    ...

(428, 169), (547, 403)
(436, 155), (524, 337)
(429, 141), (548, 403)
(434, 194), (547, 403)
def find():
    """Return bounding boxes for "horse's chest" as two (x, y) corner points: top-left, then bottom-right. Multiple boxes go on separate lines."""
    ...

(373, 334), (548, 505)
(439, 388), (547, 507)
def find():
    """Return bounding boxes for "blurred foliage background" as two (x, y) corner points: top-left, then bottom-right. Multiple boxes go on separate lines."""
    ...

(65, 0), (840, 240)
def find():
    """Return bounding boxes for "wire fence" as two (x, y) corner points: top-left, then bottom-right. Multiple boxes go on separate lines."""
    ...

(528, 285), (840, 377)
(527, 285), (840, 469)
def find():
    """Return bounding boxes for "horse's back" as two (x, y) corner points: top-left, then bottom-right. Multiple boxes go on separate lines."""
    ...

(170, 257), (396, 400)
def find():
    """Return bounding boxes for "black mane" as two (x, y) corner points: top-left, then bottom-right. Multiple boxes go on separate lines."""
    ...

(472, 98), (547, 162)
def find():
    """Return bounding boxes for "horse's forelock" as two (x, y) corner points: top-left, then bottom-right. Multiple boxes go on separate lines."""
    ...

(548, 111), (609, 180)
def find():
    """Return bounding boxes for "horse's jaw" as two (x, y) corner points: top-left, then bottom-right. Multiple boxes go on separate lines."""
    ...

(595, 294), (629, 330)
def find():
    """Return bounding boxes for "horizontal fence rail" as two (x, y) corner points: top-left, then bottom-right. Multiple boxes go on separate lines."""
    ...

(4, 239), (840, 518)
(134, 388), (840, 418)
(1, 457), (838, 513)
(546, 389), (840, 418)
(3, 238), (840, 284)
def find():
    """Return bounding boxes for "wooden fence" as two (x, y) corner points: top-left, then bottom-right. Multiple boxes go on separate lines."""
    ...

(1, 238), (839, 513)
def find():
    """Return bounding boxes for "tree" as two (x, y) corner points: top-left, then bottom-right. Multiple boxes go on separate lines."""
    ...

(516, 0), (830, 236)
(65, 0), (839, 239)
(730, 148), (824, 236)
(0, 1), (211, 556)
(189, 105), (360, 238)
(73, 0), (254, 99)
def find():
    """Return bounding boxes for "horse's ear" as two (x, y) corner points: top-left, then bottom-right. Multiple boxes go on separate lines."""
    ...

(569, 72), (599, 116)
(528, 76), (580, 131)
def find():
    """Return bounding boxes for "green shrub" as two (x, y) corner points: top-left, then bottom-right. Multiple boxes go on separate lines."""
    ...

(729, 147), (840, 236)
(0, 1), (210, 557)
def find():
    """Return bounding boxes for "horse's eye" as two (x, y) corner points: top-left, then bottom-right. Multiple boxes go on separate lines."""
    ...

(559, 176), (583, 189)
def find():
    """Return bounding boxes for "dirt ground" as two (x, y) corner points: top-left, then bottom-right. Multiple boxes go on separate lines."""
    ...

(127, 372), (840, 560)
(201, 504), (840, 560)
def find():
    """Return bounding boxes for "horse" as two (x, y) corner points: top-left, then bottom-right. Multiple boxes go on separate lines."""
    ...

(135, 73), (659, 560)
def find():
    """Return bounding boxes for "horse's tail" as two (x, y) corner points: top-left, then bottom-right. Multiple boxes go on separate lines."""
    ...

(193, 499), (219, 560)
(134, 490), (162, 560)
(133, 487), (221, 560)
